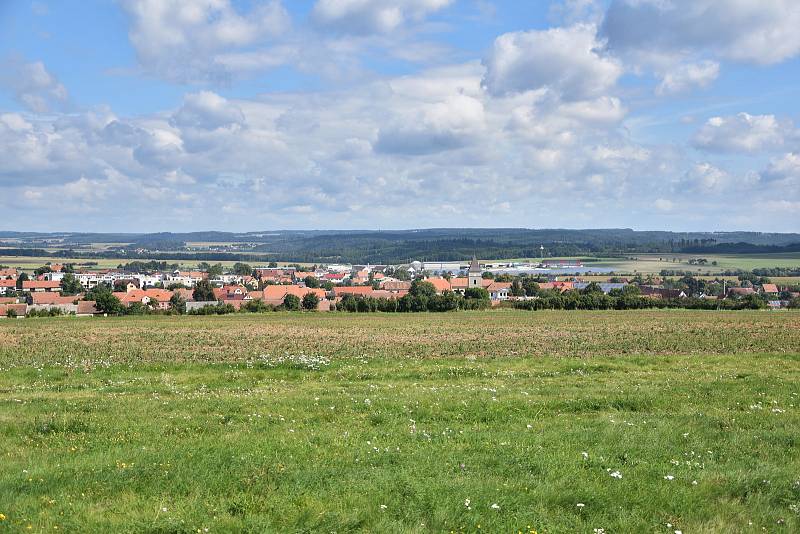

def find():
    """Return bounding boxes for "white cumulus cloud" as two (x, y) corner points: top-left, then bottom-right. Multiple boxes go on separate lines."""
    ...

(482, 24), (622, 101)
(692, 113), (794, 153)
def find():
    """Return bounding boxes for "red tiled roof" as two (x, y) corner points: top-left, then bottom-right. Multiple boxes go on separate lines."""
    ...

(487, 282), (512, 291)
(22, 280), (61, 290)
(144, 289), (174, 302)
(31, 293), (82, 305)
(761, 284), (779, 293)
(258, 285), (326, 301)
(0, 279), (17, 288)
(425, 278), (452, 293)
(333, 286), (375, 296)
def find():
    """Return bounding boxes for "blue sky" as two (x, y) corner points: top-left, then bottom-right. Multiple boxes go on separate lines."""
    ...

(1, 0), (799, 232)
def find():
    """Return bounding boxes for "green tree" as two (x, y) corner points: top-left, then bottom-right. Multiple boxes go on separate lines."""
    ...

(169, 293), (187, 314)
(207, 263), (224, 277)
(464, 287), (490, 300)
(92, 288), (123, 315)
(16, 272), (28, 289)
(60, 273), (83, 296)
(126, 301), (146, 315)
(242, 299), (270, 313)
(304, 276), (320, 288)
(581, 282), (603, 295)
(410, 280), (436, 299)
(34, 265), (52, 277)
(302, 292), (320, 311)
(193, 280), (216, 302)
(232, 262), (253, 276)
(283, 294), (300, 310)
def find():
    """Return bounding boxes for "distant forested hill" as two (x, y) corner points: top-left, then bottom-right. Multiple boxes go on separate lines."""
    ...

(1, 228), (799, 264)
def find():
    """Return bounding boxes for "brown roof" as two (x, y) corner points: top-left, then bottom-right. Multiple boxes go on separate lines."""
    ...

(728, 287), (755, 295)
(32, 293), (81, 305)
(382, 281), (411, 291)
(487, 282), (512, 291)
(0, 279), (17, 288)
(77, 301), (100, 315)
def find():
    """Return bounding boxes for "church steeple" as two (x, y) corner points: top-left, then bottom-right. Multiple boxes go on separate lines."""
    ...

(468, 256), (481, 288)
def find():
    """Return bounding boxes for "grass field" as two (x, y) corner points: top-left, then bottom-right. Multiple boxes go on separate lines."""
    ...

(2, 311), (800, 532)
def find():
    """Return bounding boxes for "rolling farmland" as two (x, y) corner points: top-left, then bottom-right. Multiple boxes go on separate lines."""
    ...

(2, 311), (800, 532)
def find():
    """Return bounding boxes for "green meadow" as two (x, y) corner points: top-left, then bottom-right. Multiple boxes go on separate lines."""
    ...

(1, 311), (799, 532)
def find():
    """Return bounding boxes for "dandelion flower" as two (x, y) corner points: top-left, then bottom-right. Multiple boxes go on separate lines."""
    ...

(0, 513), (6, 521)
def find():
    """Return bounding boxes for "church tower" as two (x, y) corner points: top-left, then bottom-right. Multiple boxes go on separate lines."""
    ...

(468, 256), (482, 289)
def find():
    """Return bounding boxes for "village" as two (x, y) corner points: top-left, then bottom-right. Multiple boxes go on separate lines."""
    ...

(0, 256), (797, 318)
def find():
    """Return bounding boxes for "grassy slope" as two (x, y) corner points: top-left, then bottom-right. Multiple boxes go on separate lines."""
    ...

(1, 311), (800, 533)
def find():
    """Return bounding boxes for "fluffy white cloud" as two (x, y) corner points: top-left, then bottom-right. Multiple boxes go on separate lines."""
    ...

(761, 153), (800, 192)
(0, 60), (685, 229)
(121, 0), (291, 83)
(312, 0), (453, 34)
(375, 94), (486, 155)
(172, 91), (245, 130)
(0, 59), (68, 112)
(601, 0), (800, 66)
(679, 162), (729, 192)
(482, 24), (622, 100)
(656, 60), (719, 95)
(692, 113), (795, 153)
